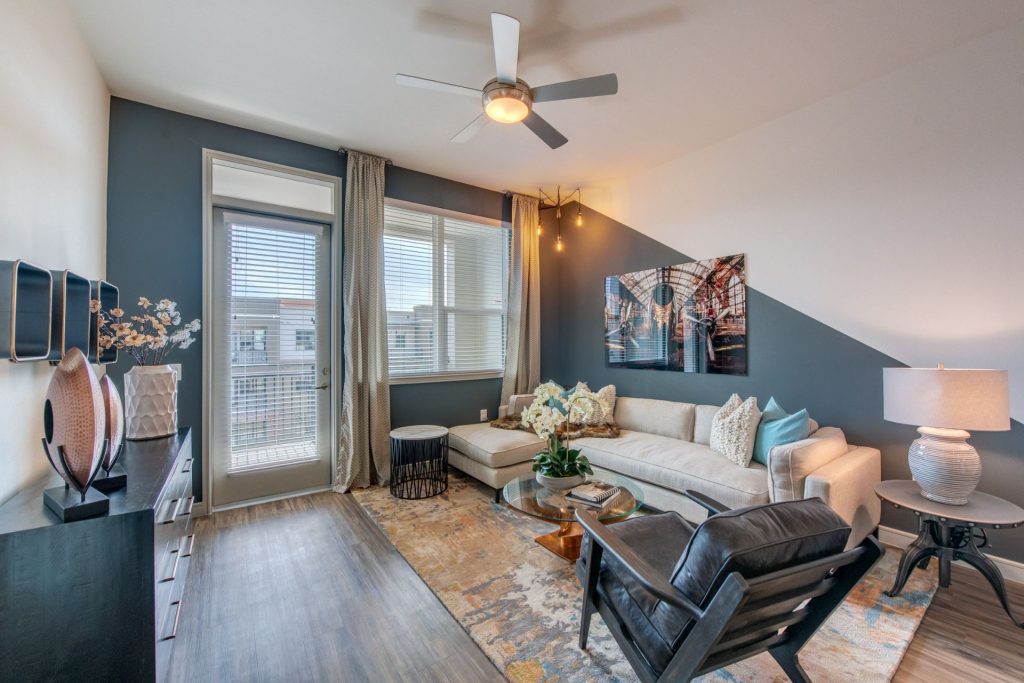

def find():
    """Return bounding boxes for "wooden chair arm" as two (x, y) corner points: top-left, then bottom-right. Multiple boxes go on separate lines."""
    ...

(683, 490), (731, 515)
(575, 509), (704, 619)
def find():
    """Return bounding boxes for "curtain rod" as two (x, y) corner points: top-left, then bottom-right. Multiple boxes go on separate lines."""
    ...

(337, 146), (393, 165)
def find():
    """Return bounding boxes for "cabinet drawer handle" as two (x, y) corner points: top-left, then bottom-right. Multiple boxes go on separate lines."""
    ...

(182, 458), (193, 473)
(160, 600), (182, 641)
(179, 533), (195, 557)
(156, 498), (180, 525)
(160, 546), (180, 583)
(178, 496), (194, 517)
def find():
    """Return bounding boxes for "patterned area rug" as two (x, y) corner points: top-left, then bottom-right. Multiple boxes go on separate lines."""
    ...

(353, 472), (937, 682)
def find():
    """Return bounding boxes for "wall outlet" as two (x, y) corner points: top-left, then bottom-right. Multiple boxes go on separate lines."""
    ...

(479, 409), (488, 422)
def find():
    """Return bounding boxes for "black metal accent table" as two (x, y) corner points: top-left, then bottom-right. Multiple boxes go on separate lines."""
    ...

(876, 480), (1024, 628)
(389, 425), (449, 499)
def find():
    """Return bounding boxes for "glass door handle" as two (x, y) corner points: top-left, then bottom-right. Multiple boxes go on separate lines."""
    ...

(315, 383), (329, 390)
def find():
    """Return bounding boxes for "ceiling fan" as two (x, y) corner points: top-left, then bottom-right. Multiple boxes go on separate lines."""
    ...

(395, 12), (618, 149)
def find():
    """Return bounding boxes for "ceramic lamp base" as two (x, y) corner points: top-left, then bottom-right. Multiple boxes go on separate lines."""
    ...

(908, 426), (980, 506)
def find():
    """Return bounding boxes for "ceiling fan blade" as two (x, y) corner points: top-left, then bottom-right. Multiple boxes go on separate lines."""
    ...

(451, 113), (489, 143)
(522, 111), (568, 149)
(491, 13), (520, 84)
(531, 74), (619, 103)
(395, 74), (481, 98)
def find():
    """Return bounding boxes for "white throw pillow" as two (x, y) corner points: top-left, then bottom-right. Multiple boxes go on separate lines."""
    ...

(588, 384), (617, 426)
(710, 394), (762, 467)
(571, 382), (617, 426)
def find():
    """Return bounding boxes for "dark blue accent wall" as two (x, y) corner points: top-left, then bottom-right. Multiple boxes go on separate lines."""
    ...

(541, 201), (1024, 561)
(106, 98), (507, 501)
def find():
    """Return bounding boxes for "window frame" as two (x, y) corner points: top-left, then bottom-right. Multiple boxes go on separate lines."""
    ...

(383, 198), (508, 385)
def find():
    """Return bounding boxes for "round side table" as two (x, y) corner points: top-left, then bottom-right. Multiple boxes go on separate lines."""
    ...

(875, 480), (1024, 628)
(389, 426), (449, 499)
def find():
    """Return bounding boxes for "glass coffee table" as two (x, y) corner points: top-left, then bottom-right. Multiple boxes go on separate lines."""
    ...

(502, 473), (644, 562)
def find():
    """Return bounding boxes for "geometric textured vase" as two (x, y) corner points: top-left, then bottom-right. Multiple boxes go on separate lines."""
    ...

(43, 347), (106, 489)
(124, 364), (178, 440)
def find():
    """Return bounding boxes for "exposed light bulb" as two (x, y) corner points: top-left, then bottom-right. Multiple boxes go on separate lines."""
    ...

(576, 211), (583, 227)
(536, 225), (542, 236)
(556, 235), (564, 252)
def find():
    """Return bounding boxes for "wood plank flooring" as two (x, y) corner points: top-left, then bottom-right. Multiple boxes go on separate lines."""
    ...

(166, 492), (502, 683)
(170, 491), (1024, 682)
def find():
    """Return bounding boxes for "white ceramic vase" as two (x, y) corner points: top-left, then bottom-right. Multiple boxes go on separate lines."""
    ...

(908, 426), (981, 506)
(124, 364), (178, 440)
(536, 472), (586, 491)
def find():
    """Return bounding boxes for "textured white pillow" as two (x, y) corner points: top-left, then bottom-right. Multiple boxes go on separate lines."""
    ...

(710, 394), (762, 467)
(588, 384), (617, 426)
(572, 382), (617, 426)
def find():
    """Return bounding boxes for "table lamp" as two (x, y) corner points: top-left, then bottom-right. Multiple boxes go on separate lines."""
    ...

(883, 365), (1010, 505)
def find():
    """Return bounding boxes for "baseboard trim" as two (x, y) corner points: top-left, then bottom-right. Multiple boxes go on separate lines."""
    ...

(878, 524), (1024, 585)
(210, 486), (333, 514)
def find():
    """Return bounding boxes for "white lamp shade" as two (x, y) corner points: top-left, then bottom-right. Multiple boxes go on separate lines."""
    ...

(883, 367), (1010, 431)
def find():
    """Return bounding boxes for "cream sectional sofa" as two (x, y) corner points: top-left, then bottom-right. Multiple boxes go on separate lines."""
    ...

(448, 395), (881, 544)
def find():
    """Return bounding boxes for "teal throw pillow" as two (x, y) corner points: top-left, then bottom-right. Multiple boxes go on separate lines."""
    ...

(752, 397), (811, 466)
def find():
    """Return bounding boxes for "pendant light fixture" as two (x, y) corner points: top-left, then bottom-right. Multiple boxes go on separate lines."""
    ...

(533, 186), (583, 253)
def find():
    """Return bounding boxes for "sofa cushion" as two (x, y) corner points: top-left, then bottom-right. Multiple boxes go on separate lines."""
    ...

(670, 499), (851, 610)
(752, 397), (811, 466)
(576, 512), (695, 674)
(573, 431), (770, 510)
(578, 383), (617, 426)
(693, 405), (719, 445)
(614, 397), (695, 441)
(709, 394), (762, 467)
(448, 422), (543, 469)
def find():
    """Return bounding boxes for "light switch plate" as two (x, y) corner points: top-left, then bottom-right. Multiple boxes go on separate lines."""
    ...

(479, 409), (488, 422)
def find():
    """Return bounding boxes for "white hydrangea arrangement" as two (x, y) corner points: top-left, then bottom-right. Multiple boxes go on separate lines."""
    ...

(91, 296), (201, 366)
(522, 381), (607, 479)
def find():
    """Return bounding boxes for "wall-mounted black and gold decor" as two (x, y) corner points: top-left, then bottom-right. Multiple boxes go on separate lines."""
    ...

(47, 270), (92, 363)
(88, 280), (119, 365)
(0, 259), (53, 362)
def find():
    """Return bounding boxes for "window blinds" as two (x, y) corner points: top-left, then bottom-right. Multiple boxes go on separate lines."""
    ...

(383, 204), (508, 378)
(223, 217), (324, 472)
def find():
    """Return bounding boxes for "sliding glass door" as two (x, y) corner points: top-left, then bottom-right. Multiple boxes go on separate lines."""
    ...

(210, 209), (332, 507)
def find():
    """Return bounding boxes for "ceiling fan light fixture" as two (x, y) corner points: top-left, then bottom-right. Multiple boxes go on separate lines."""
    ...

(483, 79), (532, 124)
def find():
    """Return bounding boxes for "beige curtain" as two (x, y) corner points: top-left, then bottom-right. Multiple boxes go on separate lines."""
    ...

(501, 193), (541, 406)
(336, 151), (391, 491)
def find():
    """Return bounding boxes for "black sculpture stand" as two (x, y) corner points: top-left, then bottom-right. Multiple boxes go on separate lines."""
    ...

(878, 480), (1024, 629)
(40, 438), (110, 522)
(92, 441), (127, 493)
(43, 485), (109, 522)
(93, 463), (127, 493)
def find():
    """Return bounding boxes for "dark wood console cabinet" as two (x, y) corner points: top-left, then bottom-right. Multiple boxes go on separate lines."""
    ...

(0, 428), (195, 682)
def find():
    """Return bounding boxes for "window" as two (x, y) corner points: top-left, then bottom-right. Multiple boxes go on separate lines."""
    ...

(295, 328), (315, 351)
(383, 202), (508, 380)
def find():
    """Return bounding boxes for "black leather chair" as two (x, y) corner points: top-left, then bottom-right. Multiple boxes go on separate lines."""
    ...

(575, 491), (883, 683)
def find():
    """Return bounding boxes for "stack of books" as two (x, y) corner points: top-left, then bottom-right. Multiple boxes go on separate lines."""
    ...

(567, 481), (621, 509)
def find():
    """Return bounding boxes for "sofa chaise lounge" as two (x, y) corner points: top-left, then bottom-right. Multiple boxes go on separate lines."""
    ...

(448, 394), (881, 544)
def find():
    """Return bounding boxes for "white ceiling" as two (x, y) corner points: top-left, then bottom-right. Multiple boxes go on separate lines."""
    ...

(69, 0), (1024, 193)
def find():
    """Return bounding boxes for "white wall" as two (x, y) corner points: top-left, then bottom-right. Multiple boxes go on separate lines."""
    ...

(590, 21), (1024, 422)
(0, 0), (109, 504)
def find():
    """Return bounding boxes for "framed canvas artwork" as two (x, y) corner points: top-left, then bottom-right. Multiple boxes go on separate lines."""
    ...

(604, 254), (747, 375)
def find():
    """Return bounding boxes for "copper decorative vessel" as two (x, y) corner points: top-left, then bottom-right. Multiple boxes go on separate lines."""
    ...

(42, 348), (109, 520)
